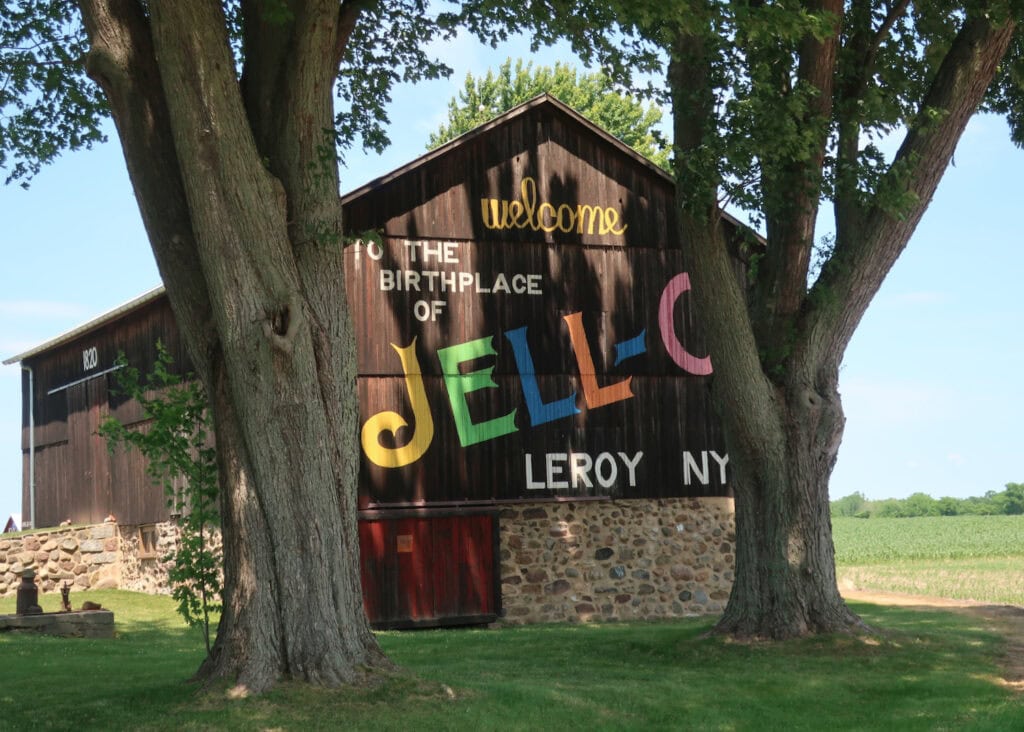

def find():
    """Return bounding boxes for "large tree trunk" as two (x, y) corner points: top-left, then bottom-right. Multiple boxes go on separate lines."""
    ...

(677, 212), (863, 639)
(198, 332), (387, 690)
(667, 6), (1015, 640)
(78, 0), (388, 692)
(714, 376), (862, 637)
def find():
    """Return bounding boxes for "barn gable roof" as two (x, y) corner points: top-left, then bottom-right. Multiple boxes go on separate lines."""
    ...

(341, 93), (682, 247)
(340, 93), (672, 206)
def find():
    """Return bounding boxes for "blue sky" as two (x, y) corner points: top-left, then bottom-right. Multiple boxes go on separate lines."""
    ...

(1, 29), (1022, 521)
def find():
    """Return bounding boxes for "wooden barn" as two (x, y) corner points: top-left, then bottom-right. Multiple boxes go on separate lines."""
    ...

(5, 95), (742, 627)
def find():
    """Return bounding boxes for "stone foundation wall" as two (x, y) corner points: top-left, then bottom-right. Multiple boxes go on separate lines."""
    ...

(1, 520), (224, 600)
(499, 497), (735, 624)
(4, 500), (735, 628)
(0, 524), (121, 596)
(118, 522), (223, 595)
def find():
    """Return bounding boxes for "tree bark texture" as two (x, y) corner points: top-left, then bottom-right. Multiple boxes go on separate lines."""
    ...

(78, 0), (387, 692)
(668, 7), (1016, 639)
(676, 208), (862, 639)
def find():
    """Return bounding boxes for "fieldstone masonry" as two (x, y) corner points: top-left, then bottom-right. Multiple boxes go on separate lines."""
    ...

(0, 523), (121, 596)
(118, 522), (182, 594)
(3, 500), (736, 626)
(499, 497), (735, 624)
(0, 521), (192, 599)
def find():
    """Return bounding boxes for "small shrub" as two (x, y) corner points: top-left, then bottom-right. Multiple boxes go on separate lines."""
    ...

(99, 342), (221, 656)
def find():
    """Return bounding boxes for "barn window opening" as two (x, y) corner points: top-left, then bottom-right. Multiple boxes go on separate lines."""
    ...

(138, 524), (160, 559)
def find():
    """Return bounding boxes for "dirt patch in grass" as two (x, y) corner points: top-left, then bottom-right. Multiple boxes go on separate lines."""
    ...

(844, 587), (1024, 693)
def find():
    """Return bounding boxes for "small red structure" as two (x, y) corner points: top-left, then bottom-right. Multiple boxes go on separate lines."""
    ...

(359, 511), (498, 628)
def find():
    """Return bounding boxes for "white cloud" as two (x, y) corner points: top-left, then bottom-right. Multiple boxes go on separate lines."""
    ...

(946, 452), (966, 466)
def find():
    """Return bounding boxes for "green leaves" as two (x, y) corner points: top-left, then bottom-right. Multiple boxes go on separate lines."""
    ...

(99, 343), (221, 656)
(2, 1), (457, 180)
(831, 483), (1024, 521)
(984, 26), (1024, 145)
(452, 2), (1023, 235)
(335, 0), (454, 158)
(0, 0), (107, 185)
(427, 57), (672, 169)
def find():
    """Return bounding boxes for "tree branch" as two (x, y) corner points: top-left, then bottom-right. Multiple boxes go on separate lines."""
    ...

(334, 0), (367, 71)
(804, 8), (1017, 372)
(749, 0), (843, 372)
(145, 0), (297, 303)
(870, 0), (910, 59)
(833, 0), (910, 240)
(239, 0), (294, 152)
(670, 25), (784, 461)
(238, 0), (351, 255)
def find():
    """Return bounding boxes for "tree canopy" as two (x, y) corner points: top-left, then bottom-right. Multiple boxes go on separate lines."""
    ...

(834, 483), (1024, 517)
(454, 1), (1024, 228)
(428, 57), (671, 168)
(0, 0), (452, 184)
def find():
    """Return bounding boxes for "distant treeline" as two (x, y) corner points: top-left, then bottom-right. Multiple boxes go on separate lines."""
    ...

(831, 483), (1024, 518)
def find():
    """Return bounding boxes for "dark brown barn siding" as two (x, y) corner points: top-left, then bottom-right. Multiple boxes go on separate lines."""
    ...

(345, 99), (729, 510)
(344, 104), (675, 249)
(21, 296), (192, 525)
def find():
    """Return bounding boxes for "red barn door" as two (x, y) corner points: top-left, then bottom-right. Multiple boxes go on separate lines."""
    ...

(358, 511), (499, 629)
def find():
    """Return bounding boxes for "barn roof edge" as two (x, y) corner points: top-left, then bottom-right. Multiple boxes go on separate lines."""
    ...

(341, 93), (673, 205)
(2, 285), (166, 366)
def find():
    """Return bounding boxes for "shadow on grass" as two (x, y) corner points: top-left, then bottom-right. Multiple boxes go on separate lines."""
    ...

(1, 598), (1021, 730)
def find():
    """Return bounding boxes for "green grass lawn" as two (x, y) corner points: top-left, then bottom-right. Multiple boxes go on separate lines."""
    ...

(2, 590), (1022, 730)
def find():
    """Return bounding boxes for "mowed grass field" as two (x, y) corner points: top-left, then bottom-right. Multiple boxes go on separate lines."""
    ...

(833, 515), (1024, 605)
(2, 590), (1024, 730)
(0, 519), (1022, 728)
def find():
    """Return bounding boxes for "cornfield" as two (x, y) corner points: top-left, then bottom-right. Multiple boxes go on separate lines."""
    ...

(832, 515), (1024, 564)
